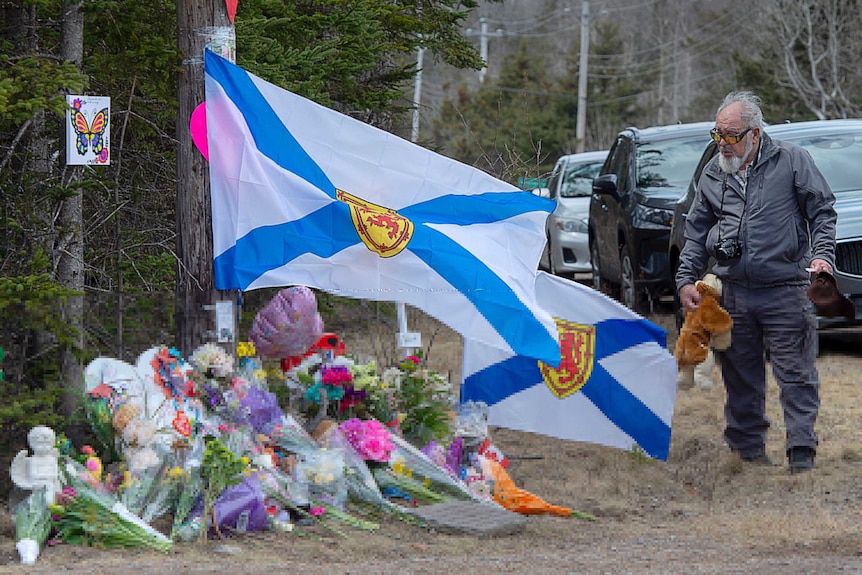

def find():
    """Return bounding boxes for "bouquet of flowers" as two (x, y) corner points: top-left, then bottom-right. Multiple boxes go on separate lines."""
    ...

(52, 459), (172, 552)
(199, 436), (250, 540)
(189, 342), (234, 378)
(15, 488), (52, 564)
(315, 421), (427, 525)
(117, 455), (187, 524)
(338, 418), (394, 463)
(349, 360), (397, 424)
(268, 413), (319, 456)
(318, 421), (387, 506)
(294, 447), (346, 510)
(384, 433), (476, 502)
(170, 465), (203, 541)
(259, 468), (377, 537)
(387, 354), (455, 446)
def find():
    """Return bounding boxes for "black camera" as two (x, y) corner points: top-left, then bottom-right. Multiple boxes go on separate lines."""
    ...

(714, 238), (742, 263)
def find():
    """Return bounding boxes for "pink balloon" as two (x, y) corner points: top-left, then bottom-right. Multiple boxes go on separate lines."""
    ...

(248, 286), (324, 359)
(190, 102), (208, 161)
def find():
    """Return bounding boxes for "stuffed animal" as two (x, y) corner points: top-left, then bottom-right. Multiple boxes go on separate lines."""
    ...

(674, 274), (733, 389)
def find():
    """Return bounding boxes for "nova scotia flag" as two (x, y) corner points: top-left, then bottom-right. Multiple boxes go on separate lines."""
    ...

(204, 51), (560, 365)
(461, 272), (677, 460)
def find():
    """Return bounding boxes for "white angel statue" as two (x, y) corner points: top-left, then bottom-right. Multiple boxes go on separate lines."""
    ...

(10, 425), (61, 504)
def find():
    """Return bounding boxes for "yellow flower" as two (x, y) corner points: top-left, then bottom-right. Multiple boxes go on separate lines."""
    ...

(167, 466), (186, 480)
(237, 341), (256, 357)
(392, 457), (411, 478)
(119, 470), (134, 491)
(254, 368), (266, 381)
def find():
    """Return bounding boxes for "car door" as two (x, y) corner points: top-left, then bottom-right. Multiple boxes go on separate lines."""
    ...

(539, 158), (566, 270)
(592, 135), (633, 281)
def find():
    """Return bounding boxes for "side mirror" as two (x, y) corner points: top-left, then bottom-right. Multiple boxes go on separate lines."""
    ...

(592, 174), (619, 200)
(531, 187), (551, 199)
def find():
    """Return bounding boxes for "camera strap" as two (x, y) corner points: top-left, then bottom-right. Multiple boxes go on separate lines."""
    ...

(717, 174), (745, 244)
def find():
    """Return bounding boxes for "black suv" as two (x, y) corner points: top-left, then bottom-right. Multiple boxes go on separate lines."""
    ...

(589, 122), (712, 313)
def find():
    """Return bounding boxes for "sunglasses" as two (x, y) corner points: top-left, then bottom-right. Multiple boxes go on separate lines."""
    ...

(710, 127), (752, 145)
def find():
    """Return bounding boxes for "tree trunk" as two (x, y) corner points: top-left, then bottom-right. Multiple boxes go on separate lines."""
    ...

(175, 0), (235, 355)
(59, 0), (86, 435)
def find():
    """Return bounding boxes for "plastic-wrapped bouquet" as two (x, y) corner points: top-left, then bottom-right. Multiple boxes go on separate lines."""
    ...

(295, 447), (346, 510)
(383, 433), (476, 503)
(117, 455), (186, 524)
(15, 488), (52, 564)
(52, 459), (172, 552)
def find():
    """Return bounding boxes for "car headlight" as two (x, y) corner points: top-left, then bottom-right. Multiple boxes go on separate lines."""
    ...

(632, 203), (673, 228)
(555, 217), (589, 234)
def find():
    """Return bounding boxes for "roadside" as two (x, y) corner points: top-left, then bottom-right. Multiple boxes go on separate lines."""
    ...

(2, 315), (862, 574)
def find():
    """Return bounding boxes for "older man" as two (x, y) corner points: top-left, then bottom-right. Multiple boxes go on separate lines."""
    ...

(675, 90), (837, 473)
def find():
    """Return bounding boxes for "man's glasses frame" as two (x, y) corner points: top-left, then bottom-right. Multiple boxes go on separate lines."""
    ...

(710, 127), (752, 145)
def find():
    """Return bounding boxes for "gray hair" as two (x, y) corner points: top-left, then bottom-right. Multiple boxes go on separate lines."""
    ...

(717, 90), (763, 129)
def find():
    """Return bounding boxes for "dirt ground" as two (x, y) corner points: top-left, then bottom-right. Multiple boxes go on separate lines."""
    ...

(2, 310), (862, 575)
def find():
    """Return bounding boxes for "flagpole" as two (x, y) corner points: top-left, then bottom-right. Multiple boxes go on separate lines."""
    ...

(397, 45), (426, 358)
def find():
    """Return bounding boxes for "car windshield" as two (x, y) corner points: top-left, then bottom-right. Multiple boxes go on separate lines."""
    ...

(560, 161), (603, 198)
(636, 135), (709, 190)
(785, 131), (862, 194)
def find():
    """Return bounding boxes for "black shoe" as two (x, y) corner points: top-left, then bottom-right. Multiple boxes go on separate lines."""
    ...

(732, 448), (772, 465)
(742, 452), (772, 465)
(787, 447), (815, 474)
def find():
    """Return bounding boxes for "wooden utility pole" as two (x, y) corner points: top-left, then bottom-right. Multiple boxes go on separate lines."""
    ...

(175, 0), (236, 355)
(575, 0), (589, 153)
(59, 0), (85, 431)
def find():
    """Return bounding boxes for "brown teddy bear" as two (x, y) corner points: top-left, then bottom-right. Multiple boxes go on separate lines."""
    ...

(674, 274), (733, 389)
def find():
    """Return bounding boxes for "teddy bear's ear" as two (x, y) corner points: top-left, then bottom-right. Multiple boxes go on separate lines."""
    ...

(696, 281), (721, 301)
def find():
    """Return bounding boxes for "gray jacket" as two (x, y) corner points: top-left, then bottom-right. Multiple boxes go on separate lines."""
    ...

(676, 132), (837, 290)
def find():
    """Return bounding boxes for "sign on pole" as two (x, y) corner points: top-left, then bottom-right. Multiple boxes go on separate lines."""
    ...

(66, 95), (111, 166)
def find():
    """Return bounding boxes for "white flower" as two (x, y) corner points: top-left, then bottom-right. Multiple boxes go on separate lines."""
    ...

(128, 446), (161, 472)
(382, 367), (403, 390)
(190, 343), (235, 378)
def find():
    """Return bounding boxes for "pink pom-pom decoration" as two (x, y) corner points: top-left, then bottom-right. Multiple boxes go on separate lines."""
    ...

(248, 286), (324, 359)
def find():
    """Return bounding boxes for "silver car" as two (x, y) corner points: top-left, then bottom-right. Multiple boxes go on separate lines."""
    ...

(539, 150), (608, 278)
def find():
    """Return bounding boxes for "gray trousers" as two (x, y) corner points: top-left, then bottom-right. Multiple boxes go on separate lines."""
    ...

(718, 282), (820, 457)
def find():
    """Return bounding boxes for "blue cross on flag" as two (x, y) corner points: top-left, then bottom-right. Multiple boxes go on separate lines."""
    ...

(204, 50), (560, 365)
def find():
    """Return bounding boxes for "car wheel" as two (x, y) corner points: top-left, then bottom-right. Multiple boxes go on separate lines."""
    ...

(620, 246), (645, 314)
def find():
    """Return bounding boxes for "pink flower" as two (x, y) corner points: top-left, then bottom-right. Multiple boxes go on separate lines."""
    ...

(56, 486), (77, 506)
(80, 445), (95, 455)
(321, 365), (352, 386)
(310, 506), (325, 517)
(339, 418), (394, 462)
(362, 435), (393, 463)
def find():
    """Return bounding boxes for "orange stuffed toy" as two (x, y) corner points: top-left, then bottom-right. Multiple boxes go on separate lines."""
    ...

(674, 274), (732, 389)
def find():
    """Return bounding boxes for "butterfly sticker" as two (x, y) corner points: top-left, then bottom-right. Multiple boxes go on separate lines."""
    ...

(70, 104), (109, 156)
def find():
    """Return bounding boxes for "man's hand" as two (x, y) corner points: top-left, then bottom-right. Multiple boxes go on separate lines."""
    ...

(679, 283), (702, 312)
(809, 258), (833, 274)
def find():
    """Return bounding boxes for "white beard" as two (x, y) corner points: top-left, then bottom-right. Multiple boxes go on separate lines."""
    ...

(718, 137), (754, 175)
